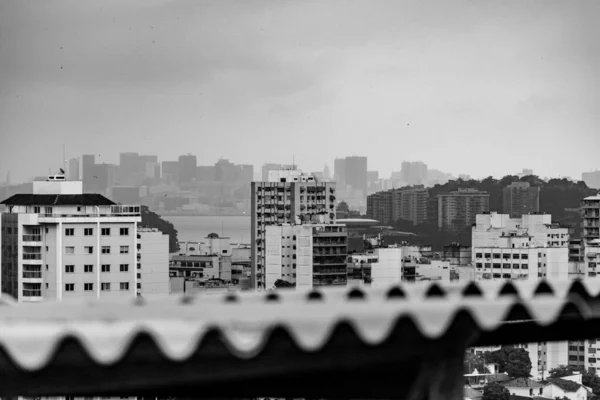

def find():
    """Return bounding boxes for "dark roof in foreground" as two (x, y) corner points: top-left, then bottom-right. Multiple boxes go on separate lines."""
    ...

(0, 279), (599, 397)
(1, 194), (115, 206)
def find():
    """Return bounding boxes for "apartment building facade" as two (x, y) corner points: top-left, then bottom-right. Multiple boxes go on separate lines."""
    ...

(264, 223), (348, 289)
(437, 189), (490, 232)
(502, 182), (540, 218)
(251, 169), (337, 289)
(582, 194), (600, 243)
(0, 177), (142, 302)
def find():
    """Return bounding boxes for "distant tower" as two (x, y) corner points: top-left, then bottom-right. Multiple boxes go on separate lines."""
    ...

(323, 164), (331, 179)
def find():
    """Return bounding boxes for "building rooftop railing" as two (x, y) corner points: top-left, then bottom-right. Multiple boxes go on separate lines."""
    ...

(1, 279), (600, 398)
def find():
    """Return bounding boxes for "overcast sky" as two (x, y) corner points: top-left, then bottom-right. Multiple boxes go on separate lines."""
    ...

(1, 0), (599, 183)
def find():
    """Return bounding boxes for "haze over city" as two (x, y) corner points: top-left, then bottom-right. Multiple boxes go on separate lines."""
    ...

(1, 0), (600, 183)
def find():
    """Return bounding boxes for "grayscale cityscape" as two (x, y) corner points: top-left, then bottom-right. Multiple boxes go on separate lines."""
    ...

(0, 0), (599, 399)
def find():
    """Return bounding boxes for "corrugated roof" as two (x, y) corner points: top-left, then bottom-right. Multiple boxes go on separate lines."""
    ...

(502, 377), (545, 388)
(1, 193), (115, 206)
(0, 279), (600, 398)
(546, 377), (584, 392)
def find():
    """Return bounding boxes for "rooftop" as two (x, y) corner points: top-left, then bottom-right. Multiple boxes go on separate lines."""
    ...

(1, 193), (115, 206)
(545, 377), (584, 392)
(502, 377), (545, 388)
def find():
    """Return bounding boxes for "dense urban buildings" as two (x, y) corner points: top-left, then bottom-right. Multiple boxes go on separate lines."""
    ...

(251, 167), (337, 289)
(0, 175), (144, 301)
(502, 181), (540, 218)
(437, 188), (490, 232)
(366, 187), (429, 226)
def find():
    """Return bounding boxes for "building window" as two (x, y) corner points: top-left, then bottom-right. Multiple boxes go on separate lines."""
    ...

(120, 264), (129, 272)
(522, 254), (529, 260)
(84, 283), (93, 291)
(101, 228), (111, 236)
(84, 246), (94, 254)
(34, 206), (40, 213)
(65, 265), (75, 273)
(137, 273), (141, 279)
(120, 246), (129, 254)
(65, 228), (75, 236)
(101, 264), (110, 272)
(476, 263), (483, 268)
(65, 283), (75, 292)
(475, 253), (482, 258)
(101, 246), (111, 254)
(512, 254), (520, 259)
(493, 254), (500, 259)
(45, 206), (53, 214)
(101, 283), (111, 291)
(120, 228), (129, 236)
(120, 282), (129, 291)
(522, 264), (528, 269)
(84, 264), (93, 273)
(65, 246), (75, 254)
(84, 228), (94, 236)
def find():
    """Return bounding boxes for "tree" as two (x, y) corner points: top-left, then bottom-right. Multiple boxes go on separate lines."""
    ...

(504, 347), (532, 378)
(140, 205), (179, 253)
(482, 383), (509, 400)
(484, 346), (531, 378)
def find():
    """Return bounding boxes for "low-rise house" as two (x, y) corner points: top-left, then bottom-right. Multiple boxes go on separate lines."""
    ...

(501, 378), (545, 398)
(542, 376), (590, 400)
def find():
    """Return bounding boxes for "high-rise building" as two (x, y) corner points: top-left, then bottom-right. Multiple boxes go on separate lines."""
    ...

(81, 154), (95, 185)
(120, 152), (140, 175)
(323, 164), (331, 180)
(86, 163), (115, 194)
(437, 189), (490, 232)
(240, 164), (254, 183)
(178, 154), (197, 183)
(344, 156), (368, 195)
(67, 158), (80, 181)
(251, 168), (337, 289)
(0, 176), (143, 302)
(582, 194), (600, 243)
(215, 159), (239, 183)
(265, 223), (348, 289)
(583, 171), (600, 190)
(401, 161), (428, 186)
(502, 182), (540, 218)
(161, 161), (180, 183)
(334, 158), (346, 184)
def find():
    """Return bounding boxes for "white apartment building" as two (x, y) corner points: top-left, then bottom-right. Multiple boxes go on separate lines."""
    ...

(137, 227), (170, 295)
(472, 212), (569, 281)
(265, 223), (348, 289)
(251, 168), (337, 289)
(0, 176), (142, 302)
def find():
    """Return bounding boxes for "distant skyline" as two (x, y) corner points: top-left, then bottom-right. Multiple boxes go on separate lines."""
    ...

(1, 0), (599, 183)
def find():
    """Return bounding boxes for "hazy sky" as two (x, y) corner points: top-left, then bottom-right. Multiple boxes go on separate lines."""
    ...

(1, 0), (599, 183)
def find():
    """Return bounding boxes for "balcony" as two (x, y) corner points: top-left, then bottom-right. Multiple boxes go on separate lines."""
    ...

(39, 205), (141, 219)
(22, 271), (42, 279)
(22, 253), (41, 260)
(313, 267), (346, 275)
(22, 235), (41, 242)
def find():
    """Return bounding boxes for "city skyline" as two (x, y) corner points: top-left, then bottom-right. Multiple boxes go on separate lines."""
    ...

(2, 0), (600, 182)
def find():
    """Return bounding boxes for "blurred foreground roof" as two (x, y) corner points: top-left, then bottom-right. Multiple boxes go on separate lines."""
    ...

(1, 279), (600, 399)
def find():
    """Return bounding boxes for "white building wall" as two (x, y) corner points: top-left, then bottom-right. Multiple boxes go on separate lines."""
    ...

(371, 248), (403, 287)
(265, 227), (283, 289)
(296, 225), (313, 289)
(138, 229), (169, 295)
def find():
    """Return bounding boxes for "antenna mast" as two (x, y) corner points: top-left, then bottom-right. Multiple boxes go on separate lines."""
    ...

(62, 143), (66, 175)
